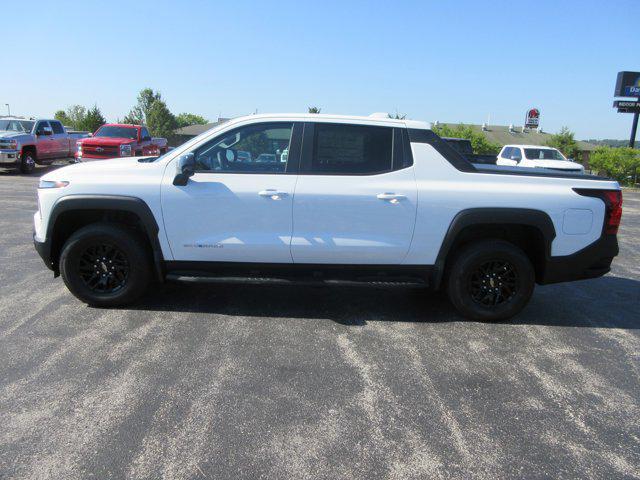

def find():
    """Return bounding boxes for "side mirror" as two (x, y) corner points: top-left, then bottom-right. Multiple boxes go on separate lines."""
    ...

(173, 153), (196, 186)
(510, 155), (520, 162)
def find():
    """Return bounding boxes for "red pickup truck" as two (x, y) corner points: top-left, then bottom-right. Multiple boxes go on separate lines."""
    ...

(75, 124), (168, 161)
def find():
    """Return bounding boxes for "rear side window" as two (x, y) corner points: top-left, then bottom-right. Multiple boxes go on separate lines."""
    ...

(50, 121), (64, 134)
(311, 123), (392, 174)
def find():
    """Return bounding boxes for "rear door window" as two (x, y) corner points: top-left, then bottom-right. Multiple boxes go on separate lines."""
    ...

(50, 121), (65, 134)
(309, 123), (393, 175)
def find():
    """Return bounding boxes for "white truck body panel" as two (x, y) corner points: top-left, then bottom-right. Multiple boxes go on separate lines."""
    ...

(36, 113), (618, 270)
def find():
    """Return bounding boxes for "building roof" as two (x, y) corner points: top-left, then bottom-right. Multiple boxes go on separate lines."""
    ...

(174, 118), (232, 136)
(436, 123), (599, 151)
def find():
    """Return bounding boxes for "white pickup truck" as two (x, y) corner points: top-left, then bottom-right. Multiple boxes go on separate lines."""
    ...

(33, 113), (622, 321)
(496, 144), (585, 173)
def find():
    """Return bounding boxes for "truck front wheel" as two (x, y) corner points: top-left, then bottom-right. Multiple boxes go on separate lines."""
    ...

(20, 150), (36, 174)
(447, 240), (535, 321)
(59, 223), (151, 307)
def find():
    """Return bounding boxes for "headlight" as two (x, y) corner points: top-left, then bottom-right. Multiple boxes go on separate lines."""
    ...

(39, 180), (69, 189)
(1, 139), (18, 149)
(120, 144), (132, 157)
(76, 142), (82, 153)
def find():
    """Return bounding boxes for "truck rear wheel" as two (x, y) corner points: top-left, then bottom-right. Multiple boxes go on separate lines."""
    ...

(447, 240), (535, 321)
(59, 223), (151, 307)
(20, 150), (36, 174)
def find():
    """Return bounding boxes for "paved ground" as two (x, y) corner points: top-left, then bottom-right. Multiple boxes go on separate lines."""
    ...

(0, 166), (638, 480)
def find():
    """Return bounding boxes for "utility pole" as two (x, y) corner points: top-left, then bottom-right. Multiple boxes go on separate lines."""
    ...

(630, 108), (638, 148)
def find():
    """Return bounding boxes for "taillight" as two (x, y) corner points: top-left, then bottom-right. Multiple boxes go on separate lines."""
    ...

(574, 189), (623, 234)
(603, 190), (623, 234)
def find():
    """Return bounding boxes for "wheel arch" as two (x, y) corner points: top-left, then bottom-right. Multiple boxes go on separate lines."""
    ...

(46, 195), (164, 280)
(433, 208), (556, 289)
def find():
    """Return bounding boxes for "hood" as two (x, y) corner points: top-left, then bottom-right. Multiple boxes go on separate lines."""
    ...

(0, 131), (28, 140)
(80, 136), (136, 146)
(41, 157), (152, 181)
(529, 159), (583, 170)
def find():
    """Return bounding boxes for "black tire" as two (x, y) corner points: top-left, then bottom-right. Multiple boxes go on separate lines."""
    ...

(447, 239), (535, 321)
(59, 223), (151, 307)
(19, 150), (36, 174)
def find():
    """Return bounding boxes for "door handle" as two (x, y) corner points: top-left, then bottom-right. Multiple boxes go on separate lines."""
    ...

(377, 193), (406, 204)
(259, 189), (288, 200)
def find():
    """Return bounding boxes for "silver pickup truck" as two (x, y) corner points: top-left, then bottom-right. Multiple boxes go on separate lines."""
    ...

(0, 118), (76, 173)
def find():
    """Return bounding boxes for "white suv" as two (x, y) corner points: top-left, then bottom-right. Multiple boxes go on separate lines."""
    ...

(34, 114), (621, 321)
(496, 145), (585, 173)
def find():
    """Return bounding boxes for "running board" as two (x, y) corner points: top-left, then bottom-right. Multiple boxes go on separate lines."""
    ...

(166, 273), (427, 288)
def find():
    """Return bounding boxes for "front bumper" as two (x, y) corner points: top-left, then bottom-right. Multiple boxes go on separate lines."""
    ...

(0, 149), (20, 167)
(34, 233), (55, 273)
(540, 234), (618, 284)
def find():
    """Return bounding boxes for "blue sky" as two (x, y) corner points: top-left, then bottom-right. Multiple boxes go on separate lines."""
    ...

(3, 0), (638, 139)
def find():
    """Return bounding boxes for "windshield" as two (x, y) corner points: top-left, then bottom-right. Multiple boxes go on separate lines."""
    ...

(0, 120), (35, 132)
(524, 148), (566, 161)
(94, 126), (138, 140)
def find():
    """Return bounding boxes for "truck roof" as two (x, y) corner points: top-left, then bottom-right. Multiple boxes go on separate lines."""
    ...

(503, 144), (559, 149)
(223, 113), (430, 130)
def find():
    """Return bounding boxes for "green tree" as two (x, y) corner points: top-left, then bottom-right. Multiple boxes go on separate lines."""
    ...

(124, 88), (163, 124)
(308, 106), (321, 114)
(54, 110), (72, 126)
(175, 113), (209, 128)
(146, 100), (177, 138)
(78, 105), (106, 133)
(65, 105), (87, 130)
(547, 126), (580, 160)
(432, 123), (501, 154)
(588, 146), (640, 185)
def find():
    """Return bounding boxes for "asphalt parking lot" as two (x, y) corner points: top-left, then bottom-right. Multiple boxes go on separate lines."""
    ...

(0, 165), (638, 480)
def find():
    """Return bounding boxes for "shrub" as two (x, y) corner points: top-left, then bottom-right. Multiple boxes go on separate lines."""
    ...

(589, 146), (640, 185)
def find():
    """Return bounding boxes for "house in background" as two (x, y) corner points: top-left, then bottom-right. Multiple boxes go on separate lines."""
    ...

(434, 123), (599, 165)
(170, 117), (231, 146)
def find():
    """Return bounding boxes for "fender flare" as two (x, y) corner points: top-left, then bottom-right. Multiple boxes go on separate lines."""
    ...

(46, 195), (164, 280)
(432, 208), (556, 288)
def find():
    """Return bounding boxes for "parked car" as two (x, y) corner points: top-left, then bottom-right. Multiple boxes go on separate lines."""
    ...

(442, 137), (497, 164)
(34, 113), (621, 321)
(497, 145), (585, 173)
(75, 124), (168, 161)
(0, 118), (76, 173)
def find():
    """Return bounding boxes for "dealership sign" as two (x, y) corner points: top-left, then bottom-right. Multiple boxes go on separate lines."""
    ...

(614, 71), (640, 98)
(524, 108), (540, 128)
(613, 100), (640, 113)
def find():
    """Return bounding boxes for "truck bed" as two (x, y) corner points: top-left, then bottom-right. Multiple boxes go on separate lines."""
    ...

(473, 163), (608, 180)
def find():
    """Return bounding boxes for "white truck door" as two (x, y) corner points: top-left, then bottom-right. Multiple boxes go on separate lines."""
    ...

(161, 122), (301, 263)
(291, 123), (417, 264)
